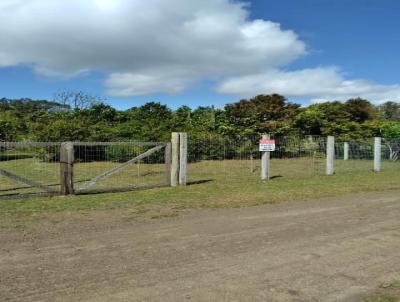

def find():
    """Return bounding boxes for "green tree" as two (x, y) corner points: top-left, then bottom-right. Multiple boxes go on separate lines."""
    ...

(225, 94), (300, 135)
(379, 101), (400, 121)
(294, 107), (326, 135)
(344, 98), (378, 122)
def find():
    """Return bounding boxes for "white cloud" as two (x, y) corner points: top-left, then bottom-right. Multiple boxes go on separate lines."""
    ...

(217, 67), (400, 103)
(0, 0), (305, 96)
(106, 71), (191, 96)
(0, 0), (399, 102)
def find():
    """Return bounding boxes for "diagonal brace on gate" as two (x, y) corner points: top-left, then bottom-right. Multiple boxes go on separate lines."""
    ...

(0, 169), (58, 193)
(77, 144), (166, 191)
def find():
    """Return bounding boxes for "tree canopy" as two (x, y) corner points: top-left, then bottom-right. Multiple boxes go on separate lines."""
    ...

(0, 95), (399, 142)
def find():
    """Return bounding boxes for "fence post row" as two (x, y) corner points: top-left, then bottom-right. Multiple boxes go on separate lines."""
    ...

(326, 136), (335, 176)
(374, 137), (381, 172)
(261, 134), (270, 181)
(60, 142), (74, 195)
(343, 142), (349, 161)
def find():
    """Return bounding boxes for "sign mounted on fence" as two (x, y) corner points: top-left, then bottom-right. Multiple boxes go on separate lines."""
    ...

(259, 139), (276, 152)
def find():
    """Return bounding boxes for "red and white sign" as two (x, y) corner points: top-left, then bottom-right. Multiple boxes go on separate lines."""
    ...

(259, 139), (275, 152)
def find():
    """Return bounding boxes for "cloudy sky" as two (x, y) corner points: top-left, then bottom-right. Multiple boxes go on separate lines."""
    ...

(0, 0), (399, 108)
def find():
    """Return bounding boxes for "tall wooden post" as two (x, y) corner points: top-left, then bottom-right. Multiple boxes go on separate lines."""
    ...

(261, 134), (270, 181)
(60, 142), (74, 195)
(179, 132), (187, 185)
(374, 137), (381, 172)
(171, 133), (180, 187)
(164, 142), (172, 185)
(344, 142), (349, 161)
(326, 136), (335, 176)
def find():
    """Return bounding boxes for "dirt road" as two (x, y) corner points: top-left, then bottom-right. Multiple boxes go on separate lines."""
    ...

(1, 190), (400, 301)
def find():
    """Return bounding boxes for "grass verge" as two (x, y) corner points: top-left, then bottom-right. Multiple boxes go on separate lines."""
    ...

(1, 168), (400, 222)
(361, 281), (400, 302)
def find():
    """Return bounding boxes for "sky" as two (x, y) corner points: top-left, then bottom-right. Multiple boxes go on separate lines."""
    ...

(0, 0), (399, 110)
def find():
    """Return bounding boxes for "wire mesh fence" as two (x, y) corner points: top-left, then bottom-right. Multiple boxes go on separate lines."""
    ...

(0, 141), (170, 198)
(1, 135), (399, 198)
(381, 138), (400, 172)
(187, 134), (327, 184)
(187, 134), (400, 184)
(333, 138), (400, 173)
(334, 139), (375, 173)
(0, 142), (61, 197)
(73, 142), (169, 194)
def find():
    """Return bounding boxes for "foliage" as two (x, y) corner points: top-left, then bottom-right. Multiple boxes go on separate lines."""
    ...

(379, 101), (400, 121)
(0, 95), (400, 144)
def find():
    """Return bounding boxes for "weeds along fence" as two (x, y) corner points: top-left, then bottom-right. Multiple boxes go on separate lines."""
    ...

(0, 141), (170, 198)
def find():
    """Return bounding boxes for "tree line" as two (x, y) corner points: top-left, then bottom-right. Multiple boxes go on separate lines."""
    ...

(1, 93), (400, 142)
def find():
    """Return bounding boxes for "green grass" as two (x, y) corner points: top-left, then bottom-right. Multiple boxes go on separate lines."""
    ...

(1, 158), (400, 222)
(361, 281), (400, 302)
(363, 294), (398, 302)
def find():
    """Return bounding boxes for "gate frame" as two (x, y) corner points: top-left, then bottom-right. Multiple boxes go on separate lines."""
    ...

(1, 134), (188, 197)
(70, 141), (171, 195)
(0, 142), (61, 195)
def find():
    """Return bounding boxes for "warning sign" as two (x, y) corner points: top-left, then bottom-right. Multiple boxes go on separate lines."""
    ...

(259, 139), (275, 152)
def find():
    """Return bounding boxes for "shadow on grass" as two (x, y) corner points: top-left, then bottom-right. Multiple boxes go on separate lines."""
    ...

(187, 179), (214, 186)
(0, 178), (90, 193)
(0, 192), (59, 200)
(0, 154), (33, 161)
(74, 183), (169, 195)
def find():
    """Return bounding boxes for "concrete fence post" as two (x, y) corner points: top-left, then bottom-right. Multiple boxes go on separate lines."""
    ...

(179, 132), (187, 185)
(326, 136), (335, 176)
(261, 134), (270, 181)
(344, 142), (349, 161)
(60, 142), (74, 195)
(374, 137), (381, 172)
(171, 133), (180, 186)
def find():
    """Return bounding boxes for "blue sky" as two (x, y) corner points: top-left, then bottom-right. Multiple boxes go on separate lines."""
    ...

(250, 0), (400, 82)
(0, 0), (399, 109)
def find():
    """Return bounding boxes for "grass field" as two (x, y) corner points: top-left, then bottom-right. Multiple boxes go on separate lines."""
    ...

(1, 156), (400, 224)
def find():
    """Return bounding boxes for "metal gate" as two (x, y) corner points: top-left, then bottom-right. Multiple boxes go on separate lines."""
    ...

(0, 141), (172, 198)
(72, 141), (171, 194)
(0, 142), (61, 198)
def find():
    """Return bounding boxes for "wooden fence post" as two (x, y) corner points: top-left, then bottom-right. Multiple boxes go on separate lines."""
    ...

(261, 134), (270, 181)
(164, 142), (172, 185)
(171, 133), (180, 187)
(326, 136), (335, 176)
(60, 142), (74, 195)
(374, 137), (381, 172)
(344, 142), (349, 161)
(179, 132), (188, 186)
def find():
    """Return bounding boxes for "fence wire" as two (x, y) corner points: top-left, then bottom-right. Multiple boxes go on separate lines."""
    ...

(0, 142), (61, 197)
(381, 138), (400, 172)
(334, 138), (400, 173)
(1, 136), (399, 197)
(73, 142), (168, 193)
(187, 134), (327, 183)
